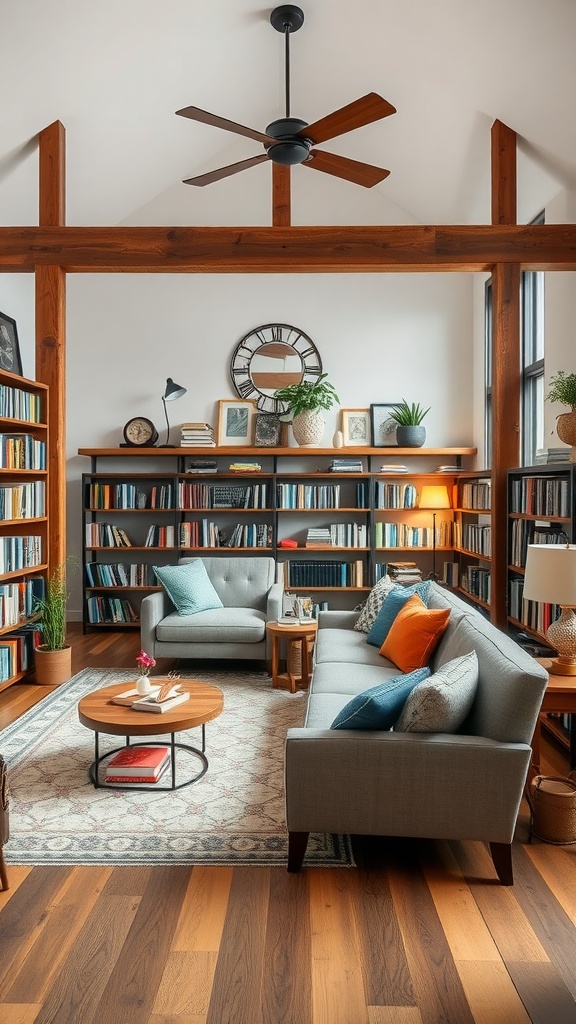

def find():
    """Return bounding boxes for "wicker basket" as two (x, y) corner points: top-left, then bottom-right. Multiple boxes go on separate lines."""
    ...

(528, 771), (576, 844)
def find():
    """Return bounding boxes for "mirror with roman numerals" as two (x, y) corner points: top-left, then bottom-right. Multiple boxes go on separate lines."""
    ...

(230, 323), (322, 413)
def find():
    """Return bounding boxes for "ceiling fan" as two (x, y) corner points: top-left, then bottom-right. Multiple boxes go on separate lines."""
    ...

(176, 4), (396, 189)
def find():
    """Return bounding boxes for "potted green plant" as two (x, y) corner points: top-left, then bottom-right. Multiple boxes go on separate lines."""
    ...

(34, 563), (72, 685)
(546, 371), (576, 450)
(388, 400), (430, 448)
(274, 373), (340, 447)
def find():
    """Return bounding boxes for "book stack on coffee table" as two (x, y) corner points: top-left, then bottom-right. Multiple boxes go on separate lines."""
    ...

(105, 745), (171, 785)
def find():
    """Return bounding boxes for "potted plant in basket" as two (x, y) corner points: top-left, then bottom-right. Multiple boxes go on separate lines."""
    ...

(388, 400), (430, 448)
(274, 373), (340, 447)
(546, 371), (576, 453)
(33, 563), (72, 685)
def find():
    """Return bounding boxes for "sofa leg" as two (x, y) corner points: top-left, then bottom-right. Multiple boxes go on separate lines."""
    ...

(0, 847), (8, 892)
(489, 842), (513, 885)
(287, 831), (309, 872)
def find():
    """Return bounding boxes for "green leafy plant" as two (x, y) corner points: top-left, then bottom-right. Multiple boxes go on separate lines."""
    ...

(388, 400), (430, 426)
(546, 371), (576, 410)
(273, 373), (340, 416)
(35, 563), (70, 651)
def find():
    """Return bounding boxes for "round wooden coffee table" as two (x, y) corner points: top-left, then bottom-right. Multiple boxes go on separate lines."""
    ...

(266, 620), (318, 692)
(77, 678), (224, 790)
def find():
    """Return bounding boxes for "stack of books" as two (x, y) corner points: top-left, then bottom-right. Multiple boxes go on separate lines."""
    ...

(387, 560), (423, 584)
(105, 745), (171, 784)
(109, 684), (189, 713)
(534, 447), (572, 464)
(379, 464), (408, 474)
(180, 423), (216, 447)
(306, 526), (332, 547)
(436, 464), (460, 473)
(228, 462), (261, 473)
(185, 459), (218, 474)
(328, 458), (363, 472)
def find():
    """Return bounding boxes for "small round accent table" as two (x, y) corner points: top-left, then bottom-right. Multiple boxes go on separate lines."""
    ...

(266, 620), (318, 693)
(77, 678), (224, 790)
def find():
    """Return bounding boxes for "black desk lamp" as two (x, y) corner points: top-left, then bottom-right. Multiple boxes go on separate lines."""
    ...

(161, 377), (187, 447)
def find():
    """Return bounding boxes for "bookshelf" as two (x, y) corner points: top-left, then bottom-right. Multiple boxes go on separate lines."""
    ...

(79, 446), (476, 630)
(447, 471), (492, 613)
(0, 369), (49, 690)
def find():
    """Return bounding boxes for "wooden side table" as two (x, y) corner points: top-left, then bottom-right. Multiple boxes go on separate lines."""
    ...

(531, 658), (576, 775)
(266, 620), (318, 693)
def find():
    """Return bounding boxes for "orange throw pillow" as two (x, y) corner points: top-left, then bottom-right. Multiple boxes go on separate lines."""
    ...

(380, 593), (450, 672)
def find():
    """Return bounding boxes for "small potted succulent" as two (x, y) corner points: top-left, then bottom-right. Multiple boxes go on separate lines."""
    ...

(546, 371), (576, 451)
(388, 400), (430, 448)
(274, 373), (340, 447)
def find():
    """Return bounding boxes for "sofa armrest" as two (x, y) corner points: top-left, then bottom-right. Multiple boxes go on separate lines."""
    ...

(266, 582), (284, 624)
(318, 609), (360, 630)
(140, 590), (173, 653)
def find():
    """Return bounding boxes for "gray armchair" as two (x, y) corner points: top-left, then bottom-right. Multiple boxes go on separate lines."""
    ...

(141, 556), (283, 662)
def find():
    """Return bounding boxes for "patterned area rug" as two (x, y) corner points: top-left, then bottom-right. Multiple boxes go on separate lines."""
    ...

(1, 667), (353, 867)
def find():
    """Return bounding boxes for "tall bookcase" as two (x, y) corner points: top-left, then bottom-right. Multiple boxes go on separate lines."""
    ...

(448, 471), (492, 614)
(0, 369), (49, 691)
(79, 446), (476, 631)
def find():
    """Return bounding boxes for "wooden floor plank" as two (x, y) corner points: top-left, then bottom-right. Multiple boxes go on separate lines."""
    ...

(0, 867), (71, 999)
(172, 865), (233, 952)
(524, 843), (576, 925)
(205, 866), (270, 1024)
(0, 867), (32, 907)
(367, 1009), (423, 1024)
(151, 950), (217, 1016)
(261, 867), (312, 1024)
(1, 1007), (43, 1024)
(455, 961), (532, 1024)
(354, 867), (415, 1007)
(308, 868), (370, 1024)
(505, 962), (576, 1024)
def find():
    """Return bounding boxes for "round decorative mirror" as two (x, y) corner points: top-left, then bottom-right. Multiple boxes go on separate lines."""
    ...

(230, 323), (322, 412)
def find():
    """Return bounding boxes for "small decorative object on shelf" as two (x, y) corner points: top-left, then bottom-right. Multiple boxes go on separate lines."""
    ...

(135, 650), (156, 694)
(387, 400), (430, 448)
(274, 373), (339, 448)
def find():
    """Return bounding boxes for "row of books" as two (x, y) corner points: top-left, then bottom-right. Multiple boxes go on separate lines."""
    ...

(460, 480), (491, 510)
(0, 384), (43, 424)
(0, 434), (46, 470)
(86, 483), (173, 510)
(0, 623), (41, 682)
(0, 480), (46, 520)
(0, 534), (43, 574)
(180, 423), (216, 447)
(327, 458), (363, 472)
(509, 579), (558, 634)
(225, 523), (272, 548)
(144, 525), (175, 548)
(375, 482), (418, 509)
(85, 562), (157, 587)
(305, 523), (368, 547)
(85, 523), (132, 547)
(459, 565), (491, 603)
(277, 483), (344, 509)
(509, 475), (570, 517)
(283, 559), (364, 588)
(0, 577), (45, 628)
(86, 596), (138, 624)
(454, 522), (492, 557)
(509, 519), (567, 568)
(374, 522), (452, 548)
(178, 482), (268, 509)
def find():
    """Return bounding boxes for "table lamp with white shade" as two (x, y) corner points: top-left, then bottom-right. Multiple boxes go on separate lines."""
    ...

(419, 484), (451, 582)
(522, 543), (576, 675)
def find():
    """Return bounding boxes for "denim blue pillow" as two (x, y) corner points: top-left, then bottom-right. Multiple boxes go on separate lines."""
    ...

(154, 559), (223, 615)
(330, 667), (431, 730)
(366, 580), (431, 648)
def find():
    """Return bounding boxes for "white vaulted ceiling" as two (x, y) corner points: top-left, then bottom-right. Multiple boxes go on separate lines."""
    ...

(1, 0), (575, 228)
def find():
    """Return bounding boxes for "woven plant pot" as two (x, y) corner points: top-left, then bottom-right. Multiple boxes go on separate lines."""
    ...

(34, 645), (72, 686)
(556, 410), (576, 449)
(529, 771), (576, 844)
(292, 409), (326, 447)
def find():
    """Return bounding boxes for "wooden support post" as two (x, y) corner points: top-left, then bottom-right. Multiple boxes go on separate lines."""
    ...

(36, 121), (66, 572)
(272, 164), (291, 227)
(491, 120), (517, 226)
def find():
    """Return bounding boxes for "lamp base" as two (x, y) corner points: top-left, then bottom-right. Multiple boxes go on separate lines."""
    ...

(547, 656), (576, 677)
(546, 608), (576, 675)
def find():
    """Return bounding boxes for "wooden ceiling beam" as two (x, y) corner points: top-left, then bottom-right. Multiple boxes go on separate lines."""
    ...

(491, 120), (517, 226)
(0, 224), (575, 273)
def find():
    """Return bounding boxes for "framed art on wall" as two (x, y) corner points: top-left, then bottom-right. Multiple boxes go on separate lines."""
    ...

(217, 399), (256, 446)
(341, 408), (371, 446)
(0, 312), (23, 376)
(370, 403), (400, 446)
(254, 413), (282, 447)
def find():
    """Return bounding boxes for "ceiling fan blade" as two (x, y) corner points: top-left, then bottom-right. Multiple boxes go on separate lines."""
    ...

(183, 154), (269, 187)
(304, 149), (390, 188)
(176, 105), (275, 146)
(300, 93), (396, 146)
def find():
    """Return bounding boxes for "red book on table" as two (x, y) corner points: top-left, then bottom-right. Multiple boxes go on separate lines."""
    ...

(105, 745), (170, 778)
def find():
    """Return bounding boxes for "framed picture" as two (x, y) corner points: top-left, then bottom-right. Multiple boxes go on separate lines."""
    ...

(254, 412), (282, 447)
(341, 408), (371, 446)
(370, 403), (400, 446)
(217, 399), (256, 446)
(0, 312), (23, 376)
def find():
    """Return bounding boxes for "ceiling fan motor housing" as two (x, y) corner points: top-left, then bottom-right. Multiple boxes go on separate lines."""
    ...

(265, 117), (311, 165)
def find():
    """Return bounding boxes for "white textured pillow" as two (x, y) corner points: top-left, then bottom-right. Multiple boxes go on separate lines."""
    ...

(394, 651), (478, 733)
(353, 575), (396, 633)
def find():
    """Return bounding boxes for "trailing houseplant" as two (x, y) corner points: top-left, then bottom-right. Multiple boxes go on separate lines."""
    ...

(388, 400), (430, 447)
(274, 373), (340, 447)
(546, 371), (576, 450)
(34, 562), (72, 685)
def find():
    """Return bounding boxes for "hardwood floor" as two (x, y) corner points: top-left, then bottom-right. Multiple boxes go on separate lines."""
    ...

(1, 625), (575, 1024)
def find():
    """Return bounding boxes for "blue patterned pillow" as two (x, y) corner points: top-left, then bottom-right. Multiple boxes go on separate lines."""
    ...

(154, 560), (223, 615)
(366, 581), (431, 648)
(330, 667), (431, 730)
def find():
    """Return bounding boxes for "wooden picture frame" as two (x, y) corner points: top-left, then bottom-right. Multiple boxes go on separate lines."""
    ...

(370, 403), (400, 447)
(341, 408), (371, 446)
(254, 412), (282, 447)
(0, 311), (23, 376)
(217, 399), (256, 446)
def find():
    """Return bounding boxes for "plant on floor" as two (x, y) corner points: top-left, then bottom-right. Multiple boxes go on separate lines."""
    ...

(546, 371), (576, 410)
(35, 563), (69, 651)
(388, 400), (430, 426)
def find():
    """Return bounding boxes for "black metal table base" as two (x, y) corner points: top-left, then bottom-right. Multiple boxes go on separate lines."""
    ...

(89, 726), (207, 790)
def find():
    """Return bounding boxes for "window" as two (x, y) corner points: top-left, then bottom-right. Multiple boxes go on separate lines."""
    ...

(521, 212), (545, 466)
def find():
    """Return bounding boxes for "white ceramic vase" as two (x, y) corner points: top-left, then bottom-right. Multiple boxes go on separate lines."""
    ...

(136, 675), (153, 696)
(292, 409), (326, 447)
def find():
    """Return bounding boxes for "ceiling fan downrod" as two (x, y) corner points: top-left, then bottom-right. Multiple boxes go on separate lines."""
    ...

(268, 6), (308, 166)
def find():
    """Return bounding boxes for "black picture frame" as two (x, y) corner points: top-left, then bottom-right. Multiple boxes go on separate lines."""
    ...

(254, 412), (282, 447)
(370, 403), (400, 447)
(0, 311), (23, 377)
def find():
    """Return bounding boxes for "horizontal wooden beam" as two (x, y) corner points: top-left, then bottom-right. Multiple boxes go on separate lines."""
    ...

(0, 224), (575, 273)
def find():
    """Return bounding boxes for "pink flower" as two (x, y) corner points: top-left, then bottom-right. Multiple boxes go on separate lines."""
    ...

(136, 650), (156, 676)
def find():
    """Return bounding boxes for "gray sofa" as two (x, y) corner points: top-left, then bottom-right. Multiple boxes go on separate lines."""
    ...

(140, 556), (283, 661)
(285, 583), (548, 883)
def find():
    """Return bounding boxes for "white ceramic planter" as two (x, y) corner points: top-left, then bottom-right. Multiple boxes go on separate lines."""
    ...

(292, 410), (326, 447)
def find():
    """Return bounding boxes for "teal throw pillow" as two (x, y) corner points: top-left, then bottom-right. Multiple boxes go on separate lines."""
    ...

(330, 666), (431, 730)
(366, 581), (431, 648)
(154, 559), (223, 616)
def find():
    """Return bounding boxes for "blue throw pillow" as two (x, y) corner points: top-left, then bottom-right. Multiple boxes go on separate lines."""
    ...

(330, 667), (431, 730)
(153, 559), (223, 615)
(366, 580), (431, 648)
